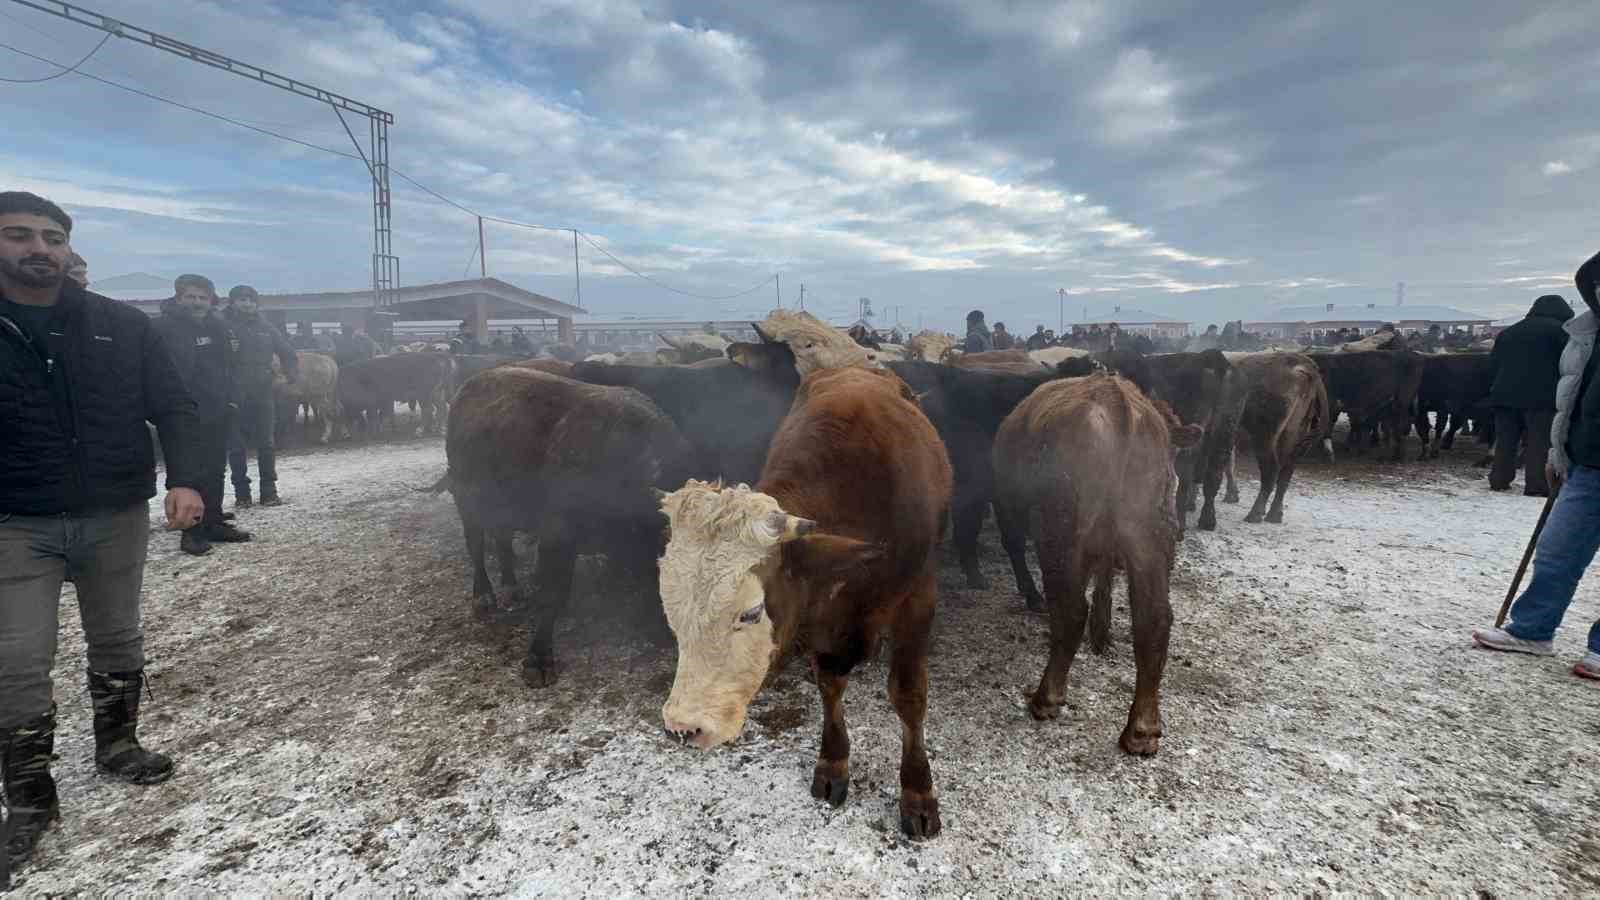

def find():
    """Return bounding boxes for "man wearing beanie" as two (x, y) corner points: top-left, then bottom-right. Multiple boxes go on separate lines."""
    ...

(0, 191), (203, 874)
(1488, 293), (1574, 496)
(154, 273), (250, 554)
(224, 285), (297, 507)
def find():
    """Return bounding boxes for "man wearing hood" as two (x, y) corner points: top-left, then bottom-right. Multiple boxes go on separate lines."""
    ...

(224, 285), (297, 508)
(1, 192), (202, 872)
(963, 309), (992, 353)
(1474, 253), (1600, 681)
(1487, 294), (1574, 496)
(155, 274), (250, 555)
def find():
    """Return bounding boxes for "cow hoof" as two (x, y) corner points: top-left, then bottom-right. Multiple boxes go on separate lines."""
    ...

(472, 593), (496, 622)
(964, 571), (989, 590)
(521, 658), (559, 688)
(1265, 510), (1284, 524)
(1027, 696), (1062, 721)
(811, 760), (849, 807)
(1198, 512), (1217, 532)
(1243, 510), (1264, 524)
(1119, 729), (1161, 756)
(1223, 491), (1240, 504)
(1024, 594), (1047, 614)
(899, 791), (941, 839)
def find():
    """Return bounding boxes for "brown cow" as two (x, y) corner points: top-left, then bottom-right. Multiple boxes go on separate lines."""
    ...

(656, 365), (953, 838)
(503, 357), (575, 378)
(949, 349), (1048, 376)
(1223, 353), (1331, 525)
(445, 368), (692, 684)
(993, 374), (1201, 755)
(1308, 350), (1425, 461)
(272, 351), (338, 444)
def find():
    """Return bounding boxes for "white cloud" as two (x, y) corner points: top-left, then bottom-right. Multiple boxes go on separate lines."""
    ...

(1544, 160), (1573, 176)
(1093, 48), (1182, 146)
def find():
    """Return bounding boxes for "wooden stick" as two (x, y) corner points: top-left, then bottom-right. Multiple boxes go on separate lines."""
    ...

(1496, 492), (1558, 627)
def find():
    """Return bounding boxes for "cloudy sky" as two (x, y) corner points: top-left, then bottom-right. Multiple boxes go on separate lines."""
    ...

(1, 0), (1594, 329)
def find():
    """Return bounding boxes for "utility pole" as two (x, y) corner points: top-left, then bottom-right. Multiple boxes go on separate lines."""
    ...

(776, 273), (781, 308)
(799, 284), (806, 311)
(9, 0), (399, 309)
(572, 230), (581, 309)
(477, 216), (487, 278)
(1058, 288), (1066, 333)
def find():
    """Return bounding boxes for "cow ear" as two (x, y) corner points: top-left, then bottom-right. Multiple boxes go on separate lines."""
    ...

(751, 323), (776, 344)
(1171, 424), (1205, 450)
(783, 535), (885, 582)
(760, 510), (815, 542)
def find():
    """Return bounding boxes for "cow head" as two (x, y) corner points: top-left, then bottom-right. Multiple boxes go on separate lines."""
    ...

(655, 481), (877, 749)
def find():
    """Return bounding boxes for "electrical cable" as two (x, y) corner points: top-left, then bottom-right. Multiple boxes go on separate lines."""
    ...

(0, 31), (108, 82)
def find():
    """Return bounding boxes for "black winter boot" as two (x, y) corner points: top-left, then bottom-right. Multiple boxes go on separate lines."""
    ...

(87, 670), (173, 785)
(3, 705), (61, 877)
(205, 522), (252, 543)
(180, 527), (212, 556)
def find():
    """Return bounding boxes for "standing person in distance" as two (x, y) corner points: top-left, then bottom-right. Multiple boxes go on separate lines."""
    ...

(1487, 293), (1573, 496)
(0, 191), (202, 873)
(224, 285), (297, 508)
(155, 274), (250, 555)
(1474, 252), (1600, 679)
(963, 309), (992, 353)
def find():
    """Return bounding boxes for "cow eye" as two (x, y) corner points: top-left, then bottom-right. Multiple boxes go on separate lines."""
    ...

(737, 604), (764, 625)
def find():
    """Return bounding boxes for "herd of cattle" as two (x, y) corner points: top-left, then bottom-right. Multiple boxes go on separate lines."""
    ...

(269, 313), (1492, 840)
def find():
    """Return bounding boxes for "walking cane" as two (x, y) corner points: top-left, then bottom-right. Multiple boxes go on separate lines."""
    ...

(1494, 491), (1559, 627)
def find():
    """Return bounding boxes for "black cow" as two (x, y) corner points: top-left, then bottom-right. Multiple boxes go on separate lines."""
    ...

(887, 358), (1099, 611)
(1309, 351), (1427, 461)
(1412, 352), (1493, 458)
(572, 342), (800, 485)
(1097, 350), (1236, 531)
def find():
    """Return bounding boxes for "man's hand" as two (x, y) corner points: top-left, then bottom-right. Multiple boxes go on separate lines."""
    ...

(1546, 463), (1565, 496)
(163, 487), (204, 531)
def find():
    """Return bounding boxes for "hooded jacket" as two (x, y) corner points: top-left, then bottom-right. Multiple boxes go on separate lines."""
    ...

(0, 281), (200, 515)
(153, 297), (238, 419)
(1490, 294), (1573, 410)
(1554, 253), (1600, 474)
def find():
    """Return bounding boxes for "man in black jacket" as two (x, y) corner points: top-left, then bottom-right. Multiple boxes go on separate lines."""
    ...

(1489, 293), (1573, 496)
(0, 191), (203, 873)
(224, 285), (297, 507)
(963, 309), (992, 353)
(155, 274), (251, 554)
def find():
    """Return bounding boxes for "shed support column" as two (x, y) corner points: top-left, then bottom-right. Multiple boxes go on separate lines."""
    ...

(473, 296), (490, 344)
(558, 316), (574, 344)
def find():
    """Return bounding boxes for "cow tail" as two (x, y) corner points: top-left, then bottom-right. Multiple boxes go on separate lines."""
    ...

(1312, 367), (1334, 462)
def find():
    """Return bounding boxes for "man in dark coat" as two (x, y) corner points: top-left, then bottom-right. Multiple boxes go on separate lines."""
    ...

(224, 285), (297, 507)
(1489, 293), (1574, 495)
(963, 309), (992, 353)
(334, 322), (379, 368)
(991, 321), (1014, 350)
(0, 192), (202, 873)
(1025, 325), (1048, 351)
(155, 274), (250, 554)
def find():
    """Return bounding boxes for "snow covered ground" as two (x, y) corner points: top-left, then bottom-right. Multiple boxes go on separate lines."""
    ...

(15, 433), (1600, 894)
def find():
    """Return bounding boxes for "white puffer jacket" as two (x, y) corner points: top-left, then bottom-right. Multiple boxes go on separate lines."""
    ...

(1550, 309), (1598, 478)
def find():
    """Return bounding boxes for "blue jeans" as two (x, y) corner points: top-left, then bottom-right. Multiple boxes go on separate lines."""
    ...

(1505, 464), (1600, 653)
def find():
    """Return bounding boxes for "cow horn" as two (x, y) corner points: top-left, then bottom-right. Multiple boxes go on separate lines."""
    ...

(657, 332), (682, 349)
(761, 511), (815, 542)
(653, 488), (670, 504)
(752, 323), (776, 344)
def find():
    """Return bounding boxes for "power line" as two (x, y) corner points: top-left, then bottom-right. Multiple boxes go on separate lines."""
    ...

(578, 231), (776, 300)
(0, 31), (107, 82)
(0, 37), (779, 303)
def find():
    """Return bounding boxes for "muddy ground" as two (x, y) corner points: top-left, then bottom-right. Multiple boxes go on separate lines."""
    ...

(14, 430), (1600, 894)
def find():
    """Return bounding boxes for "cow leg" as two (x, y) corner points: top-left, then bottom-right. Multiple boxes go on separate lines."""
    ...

(1087, 560), (1114, 656)
(994, 499), (1044, 612)
(1441, 410), (1461, 451)
(1197, 434), (1229, 532)
(1028, 521), (1087, 720)
(462, 520), (495, 620)
(1265, 433), (1301, 524)
(1175, 451), (1197, 515)
(952, 495), (988, 590)
(888, 575), (939, 839)
(1223, 443), (1240, 504)
(496, 531), (520, 600)
(809, 660), (852, 808)
(1388, 407), (1409, 462)
(1121, 550), (1172, 756)
(524, 536), (576, 687)
(317, 399), (333, 444)
(1244, 437), (1277, 524)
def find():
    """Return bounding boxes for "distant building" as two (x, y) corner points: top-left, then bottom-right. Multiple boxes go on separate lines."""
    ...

(1070, 307), (1191, 340)
(1246, 303), (1492, 341)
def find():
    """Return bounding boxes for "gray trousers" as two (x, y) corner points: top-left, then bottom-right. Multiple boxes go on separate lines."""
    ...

(0, 502), (150, 728)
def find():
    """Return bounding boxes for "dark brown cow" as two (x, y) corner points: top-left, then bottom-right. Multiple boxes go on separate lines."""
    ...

(1309, 350), (1426, 461)
(993, 374), (1202, 755)
(1412, 352), (1493, 457)
(445, 368), (692, 684)
(656, 366), (953, 838)
(340, 352), (456, 435)
(503, 357), (576, 378)
(1222, 353), (1330, 525)
(1097, 349), (1235, 531)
